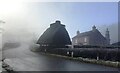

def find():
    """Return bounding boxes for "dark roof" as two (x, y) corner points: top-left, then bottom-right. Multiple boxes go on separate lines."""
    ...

(37, 21), (71, 45)
(112, 42), (120, 46)
(72, 29), (107, 41)
(74, 30), (93, 38)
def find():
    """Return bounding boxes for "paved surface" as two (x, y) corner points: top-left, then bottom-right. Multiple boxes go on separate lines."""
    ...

(2, 43), (119, 71)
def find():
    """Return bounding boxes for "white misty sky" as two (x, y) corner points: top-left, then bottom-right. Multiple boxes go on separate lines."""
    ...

(0, 0), (119, 44)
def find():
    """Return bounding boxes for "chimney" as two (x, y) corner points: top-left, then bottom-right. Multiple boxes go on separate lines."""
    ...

(77, 30), (80, 35)
(55, 20), (61, 24)
(92, 25), (96, 31)
(105, 28), (110, 45)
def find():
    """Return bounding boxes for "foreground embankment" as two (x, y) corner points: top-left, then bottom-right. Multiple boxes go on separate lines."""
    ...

(31, 47), (120, 68)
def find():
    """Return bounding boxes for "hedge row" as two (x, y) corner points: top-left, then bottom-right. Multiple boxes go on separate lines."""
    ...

(39, 48), (120, 61)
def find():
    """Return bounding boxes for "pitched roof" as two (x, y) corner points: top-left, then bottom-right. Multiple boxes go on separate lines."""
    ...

(72, 29), (107, 41)
(112, 42), (120, 46)
(37, 21), (71, 45)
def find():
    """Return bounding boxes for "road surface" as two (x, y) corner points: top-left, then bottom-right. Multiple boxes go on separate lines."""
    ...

(2, 43), (119, 72)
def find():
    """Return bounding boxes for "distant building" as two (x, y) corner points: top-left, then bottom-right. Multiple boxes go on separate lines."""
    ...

(72, 26), (110, 46)
(112, 42), (120, 46)
(37, 20), (71, 48)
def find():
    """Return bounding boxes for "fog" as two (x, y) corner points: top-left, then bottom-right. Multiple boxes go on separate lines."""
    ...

(2, 23), (118, 48)
(98, 23), (119, 44)
(2, 19), (118, 49)
(1, 2), (118, 49)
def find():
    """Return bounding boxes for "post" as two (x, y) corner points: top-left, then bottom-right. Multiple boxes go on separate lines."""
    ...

(67, 51), (69, 55)
(45, 49), (46, 52)
(71, 51), (74, 57)
(97, 56), (99, 60)
(97, 50), (99, 60)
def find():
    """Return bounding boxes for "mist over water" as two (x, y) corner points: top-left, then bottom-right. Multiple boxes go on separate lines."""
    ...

(2, 23), (119, 50)
(0, 2), (119, 72)
(1, 2), (118, 50)
(2, 29), (38, 51)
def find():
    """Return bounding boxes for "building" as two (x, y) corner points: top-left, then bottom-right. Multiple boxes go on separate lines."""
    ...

(37, 20), (71, 48)
(72, 26), (110, 46)
(112, 42), (120, 47)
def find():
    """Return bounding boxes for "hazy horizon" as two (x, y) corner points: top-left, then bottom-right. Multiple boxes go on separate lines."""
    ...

(0, 2), (119, 45)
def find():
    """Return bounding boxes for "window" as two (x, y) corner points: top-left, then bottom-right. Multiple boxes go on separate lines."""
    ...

(84, 37), (88, 45)
(84, 37), (87, 42)
(75, 39), (78, 44)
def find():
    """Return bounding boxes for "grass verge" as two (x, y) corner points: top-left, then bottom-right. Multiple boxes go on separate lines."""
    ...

(30, 48), (120, 68)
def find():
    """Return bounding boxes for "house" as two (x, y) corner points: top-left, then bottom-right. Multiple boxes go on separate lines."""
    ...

(72, 25), (110, 46)
(37, 20), (71, 48)
(112, 42), (120, 46)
